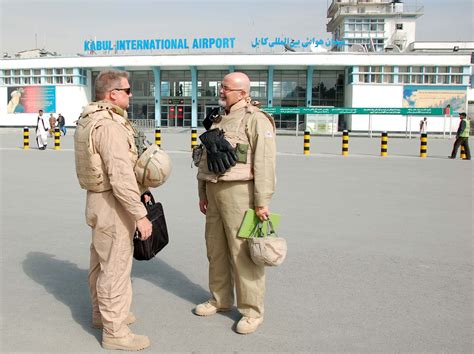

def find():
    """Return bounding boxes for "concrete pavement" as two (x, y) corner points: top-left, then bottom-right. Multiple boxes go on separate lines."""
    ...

(0, 129), (472, 352)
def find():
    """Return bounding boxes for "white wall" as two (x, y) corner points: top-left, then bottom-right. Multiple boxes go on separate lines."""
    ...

(0, 85), (89, 127)
(350, 84), (405, 131)
(56, 86), (90, 125)
(385, 18), (417, 50)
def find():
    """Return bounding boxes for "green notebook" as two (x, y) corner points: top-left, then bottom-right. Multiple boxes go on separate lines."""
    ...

(237, 209), (281, 238)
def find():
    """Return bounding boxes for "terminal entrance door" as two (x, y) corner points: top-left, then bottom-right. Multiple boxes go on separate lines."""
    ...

(163, 104), (192, 127)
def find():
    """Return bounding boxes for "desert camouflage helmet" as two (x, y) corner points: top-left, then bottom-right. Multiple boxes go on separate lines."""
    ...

(134, 144), (172, 188)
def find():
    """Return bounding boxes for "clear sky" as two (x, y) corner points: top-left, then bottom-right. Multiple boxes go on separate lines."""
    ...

(1, 0), (473, 56)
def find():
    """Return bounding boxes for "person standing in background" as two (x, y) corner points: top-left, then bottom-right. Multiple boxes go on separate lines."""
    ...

(419, 117), (427, 134)
(48, 113), (56, 137)
(35, 109), (48, 150)
(449, 112), (471, 160)
(57, 113), (67, 136)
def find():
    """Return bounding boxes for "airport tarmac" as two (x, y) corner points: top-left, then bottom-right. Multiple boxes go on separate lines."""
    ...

(0, 128), (472, 352)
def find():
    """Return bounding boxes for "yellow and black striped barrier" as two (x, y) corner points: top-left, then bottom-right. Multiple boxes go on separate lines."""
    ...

(420, 133), (427, 158)
(304, 131), (310, 155)
(54, 128), (61, 150)
(342, 130), (349, 156)
(23, 127), (29, 150)
(381, 132), (388, 157)
(155, 128), (161, 147)
(191, 129), (197, 149)
(461, 146), (467, 159)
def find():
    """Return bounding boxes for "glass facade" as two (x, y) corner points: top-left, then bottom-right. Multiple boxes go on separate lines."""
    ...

(90, 68), (344, 129)
(9, 64), (468, 129)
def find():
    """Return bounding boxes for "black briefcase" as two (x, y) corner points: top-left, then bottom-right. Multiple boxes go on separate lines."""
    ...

(133, 200), (169, 261)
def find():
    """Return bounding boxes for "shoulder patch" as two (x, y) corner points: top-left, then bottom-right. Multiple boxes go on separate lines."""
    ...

(258, 110), (276, 132)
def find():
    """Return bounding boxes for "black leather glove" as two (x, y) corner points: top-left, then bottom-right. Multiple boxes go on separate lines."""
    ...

(202, 107), (221, 130)
(199, 128), (237, 174)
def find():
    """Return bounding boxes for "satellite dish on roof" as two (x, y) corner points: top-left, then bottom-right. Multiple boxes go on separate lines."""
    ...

(310, 43), (328, 53)
(349, 44), (367, 53)
(284, 44), (296, 52)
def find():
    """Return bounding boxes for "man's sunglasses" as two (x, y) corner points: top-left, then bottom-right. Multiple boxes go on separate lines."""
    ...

(112, 87), (132, 95)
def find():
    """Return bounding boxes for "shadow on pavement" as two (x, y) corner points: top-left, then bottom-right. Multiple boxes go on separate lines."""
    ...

(22, 252), (101, 343)
(22, 252), (232, 333)
(133, 259), (242, 322)
(133, 258), (210, 306)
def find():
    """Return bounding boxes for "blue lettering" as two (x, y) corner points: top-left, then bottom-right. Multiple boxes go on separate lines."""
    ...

(84, 37), (239, 51)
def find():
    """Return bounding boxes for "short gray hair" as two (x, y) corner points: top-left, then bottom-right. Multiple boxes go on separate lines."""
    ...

(94, 69), (129, 100)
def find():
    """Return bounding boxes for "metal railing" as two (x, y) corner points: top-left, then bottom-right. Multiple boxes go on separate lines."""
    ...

(129, 119), (156, 129)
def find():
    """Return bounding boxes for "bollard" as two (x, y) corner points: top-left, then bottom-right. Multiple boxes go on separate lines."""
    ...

(54, 128), (61, 150)
(420, 133), (427, 158)
(342, 130), (349, 156)
(381, 132), (388, 156)
(461, 146), (466, 159)
(191, 129), (197, 149)
(155, 128), (161, 147)
(304, 131), (310, 155)
(23, 127), (29, 150)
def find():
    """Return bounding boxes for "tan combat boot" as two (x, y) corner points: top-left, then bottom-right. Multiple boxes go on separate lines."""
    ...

(194, 300), (231, 316)
(92, 312), (137, 329)
(236, 316), (264, 334)
(102, 332), (150, 351)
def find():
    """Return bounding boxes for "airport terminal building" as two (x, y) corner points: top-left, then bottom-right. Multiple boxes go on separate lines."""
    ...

(1, 0), (473, 133)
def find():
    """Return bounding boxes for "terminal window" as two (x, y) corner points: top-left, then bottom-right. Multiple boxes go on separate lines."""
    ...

(0, 67), (87, 86)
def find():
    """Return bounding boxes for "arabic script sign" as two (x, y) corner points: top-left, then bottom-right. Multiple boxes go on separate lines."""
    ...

(251, 37), (347, 49)
(261, 107), (444, 115)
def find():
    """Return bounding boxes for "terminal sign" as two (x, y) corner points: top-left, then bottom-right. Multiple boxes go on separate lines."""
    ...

(262, 107), (444, 116)
(84, 37), (236, 52)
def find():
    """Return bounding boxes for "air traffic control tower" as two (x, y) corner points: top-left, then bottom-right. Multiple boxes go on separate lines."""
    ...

(327, 0), (424, 52)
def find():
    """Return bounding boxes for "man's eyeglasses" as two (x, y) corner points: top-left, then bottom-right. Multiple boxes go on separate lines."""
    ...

(112, 87), (132, 95)
(220, 84), (242, 92)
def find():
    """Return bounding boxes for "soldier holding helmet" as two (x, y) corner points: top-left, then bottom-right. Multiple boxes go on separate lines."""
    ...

(74, 69), (153, 351)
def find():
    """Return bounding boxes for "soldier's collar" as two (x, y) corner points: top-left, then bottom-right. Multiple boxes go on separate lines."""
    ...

(95, 101), (127, 118)
(227, 99), (247, 113)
